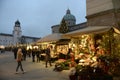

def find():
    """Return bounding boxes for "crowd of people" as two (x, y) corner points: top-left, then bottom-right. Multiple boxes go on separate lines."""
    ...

(12, 45), (54, 74)
(12, 47), (41, 62)
(12, 46), (77, 73)
(12, 45), (54, 73)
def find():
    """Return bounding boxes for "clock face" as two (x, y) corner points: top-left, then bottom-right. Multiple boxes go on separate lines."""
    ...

(15, 24), (20, 27)
(17, 32), (19, 35)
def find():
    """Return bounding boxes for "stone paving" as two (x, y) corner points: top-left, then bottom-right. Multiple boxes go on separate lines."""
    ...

(0, 51), (70, 80)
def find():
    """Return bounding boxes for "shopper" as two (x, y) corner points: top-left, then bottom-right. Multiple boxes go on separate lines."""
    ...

(13, 47), (18, 59)
(45, 46), (52, 68)
(68, 48), (76, 67)
(16, 48), (25, 74)
(66, 48), (72, 59)
(22, 47), (27, 61)
(32, 48), (36, 62)
(36, 49), (41, 62)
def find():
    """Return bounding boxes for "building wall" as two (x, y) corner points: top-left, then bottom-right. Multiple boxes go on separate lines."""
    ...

(0, 34), (13, 46)
(0, 34), (39, 46)
(86, 10), (116, 26)
(0, 32), (40, 46)
(23, 37), (38, 44)
(117, 10), (120, 23)
(87, 0), (113, 16)
(69, 22), (87, 32)
(86, 0), (120, 27)
(112, 0), (120, 9)
(51, 22), (87, 33)
(51, 25), (60, 33)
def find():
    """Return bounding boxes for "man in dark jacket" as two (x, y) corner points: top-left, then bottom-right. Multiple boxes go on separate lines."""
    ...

(13, 47), (18, 59)
(45, 46), (52, 68)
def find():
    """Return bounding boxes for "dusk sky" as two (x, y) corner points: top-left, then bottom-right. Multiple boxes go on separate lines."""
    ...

(0, 0), (86, 38)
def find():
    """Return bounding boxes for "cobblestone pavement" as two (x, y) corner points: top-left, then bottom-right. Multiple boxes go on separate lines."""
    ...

(0, 51), (70, 80)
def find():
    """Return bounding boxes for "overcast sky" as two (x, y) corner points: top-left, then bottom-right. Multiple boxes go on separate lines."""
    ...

(0, 0), (86, 38)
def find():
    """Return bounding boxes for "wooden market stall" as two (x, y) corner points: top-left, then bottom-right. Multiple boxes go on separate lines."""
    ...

(62, 26), (120, 79)
(63, 26), (120, 55)
(36, 33), (70, 60)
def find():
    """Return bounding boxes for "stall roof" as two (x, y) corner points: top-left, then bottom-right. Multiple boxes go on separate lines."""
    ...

(63, 26), (113, 37)
(37, 33), (69, 43)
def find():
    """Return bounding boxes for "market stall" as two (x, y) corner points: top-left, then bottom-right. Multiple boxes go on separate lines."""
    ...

(37, 33), (65, 43)
(36, 33), (70, 61)
(63, 26), (120, 55)
(62, 26), (120, 79)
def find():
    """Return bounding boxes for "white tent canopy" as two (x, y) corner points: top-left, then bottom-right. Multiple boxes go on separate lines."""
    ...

(37, 33), (68, 43)
(63, 26), (114, 38)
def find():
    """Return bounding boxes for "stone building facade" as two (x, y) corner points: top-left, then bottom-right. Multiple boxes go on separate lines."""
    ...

(86, 0), (120, 28)
(0, 20), (39, 47)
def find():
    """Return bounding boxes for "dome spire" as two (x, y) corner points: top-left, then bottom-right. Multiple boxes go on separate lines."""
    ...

(15, 19), (21, 27)
(66, 8), (71, 14)
(15, 19), (20, 25)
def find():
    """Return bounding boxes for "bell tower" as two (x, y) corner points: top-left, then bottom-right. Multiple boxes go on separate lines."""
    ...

(13, 20), (22, 45)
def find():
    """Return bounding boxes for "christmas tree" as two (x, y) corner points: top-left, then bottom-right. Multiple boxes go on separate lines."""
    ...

(59, 19), (69, 33)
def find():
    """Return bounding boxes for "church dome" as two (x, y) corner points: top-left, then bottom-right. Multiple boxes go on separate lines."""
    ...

(63, 9), (76, 21)
(62, 9), (76, 26)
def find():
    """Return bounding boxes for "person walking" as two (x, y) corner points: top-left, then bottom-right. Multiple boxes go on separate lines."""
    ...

(16, 48), (25, 74)
(36, 49), (41, 62)
(13, 47), (18, 59)
(68, 48), (76, 67)
(45, 46), (52, 68)
(22, 47), (27, 61)
(32, 48), (36, 62)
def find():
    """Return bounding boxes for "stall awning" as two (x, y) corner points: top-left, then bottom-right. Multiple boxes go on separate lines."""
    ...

(63, 26), (112, 37)
(36, 33), (69, 43)
(56, 39), (71, 45)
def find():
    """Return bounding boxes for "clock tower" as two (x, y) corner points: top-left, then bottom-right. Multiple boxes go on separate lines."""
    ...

(13, 20), (22, 45)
